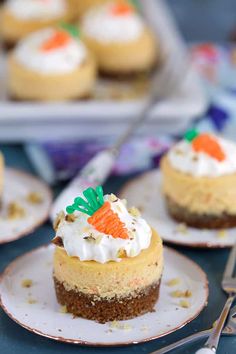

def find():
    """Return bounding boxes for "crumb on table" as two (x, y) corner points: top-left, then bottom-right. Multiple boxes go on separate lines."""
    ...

(27, 298), (37, 304)
(60, 305), (68, 314)
(170, 289), (192, 298)
(166, 278), (181, 287)
(179, 300), (190, 308)
(7, 202), (25, 219)
(216, 230), (228, 239)
(175, 223), (188, 235)
(26, 192), (43, 204)
(21, 279), (33, 288)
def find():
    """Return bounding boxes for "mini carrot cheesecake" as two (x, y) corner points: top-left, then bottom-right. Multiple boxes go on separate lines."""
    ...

(8, 26), (96, 101)
(81, 0), (157, 76)
(161, 130), (236, 229)
(53, 186), (163, 323)
(0, 0), (73, 48)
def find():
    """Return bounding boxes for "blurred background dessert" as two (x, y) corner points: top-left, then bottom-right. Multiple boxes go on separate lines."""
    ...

(0, 0), (73, 48)
(8, 26), (96, 101)
(161, 131), (236, 229)
(81, 0), (157, 76)
(67, 0), (111, 19)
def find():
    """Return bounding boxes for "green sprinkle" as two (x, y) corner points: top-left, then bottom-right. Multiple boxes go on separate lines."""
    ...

(66, 186), (105, 216)
(59, 23), (80, 38)
(66, 205), (75, 214)
(184, 129), (199, 142)
(129, 0), (140, 11)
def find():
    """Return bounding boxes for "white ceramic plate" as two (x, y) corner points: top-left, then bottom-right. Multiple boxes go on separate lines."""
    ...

(120, 170), (236, 248)
(0, 244), (208, 346)
(0, 168), (52, 244)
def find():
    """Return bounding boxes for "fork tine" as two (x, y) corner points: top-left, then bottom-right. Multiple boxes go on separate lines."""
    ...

(223, 243), (236, 279)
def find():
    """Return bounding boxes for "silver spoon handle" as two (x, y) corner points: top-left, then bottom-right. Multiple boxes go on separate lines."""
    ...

(150, 329), (210, 354)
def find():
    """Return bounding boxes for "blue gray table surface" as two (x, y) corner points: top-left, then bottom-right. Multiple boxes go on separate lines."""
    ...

(0, 144), (235, 354)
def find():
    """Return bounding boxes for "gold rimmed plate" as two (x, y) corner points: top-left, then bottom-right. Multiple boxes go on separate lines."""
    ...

(0, 244), (208, 346)
(120, 170), (236, 248)
(0, 168), (52, 244)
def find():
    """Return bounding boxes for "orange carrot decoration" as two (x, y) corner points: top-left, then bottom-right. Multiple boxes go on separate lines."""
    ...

(66, 186), (129, 239)
(192, 133), (225, 161)
(40, 30), (71, 51)
(184, 129), (225, 162)
(111, 1), (134, 16)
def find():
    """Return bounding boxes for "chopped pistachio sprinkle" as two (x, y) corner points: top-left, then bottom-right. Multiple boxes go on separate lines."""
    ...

(27, 298), (37, 304)
(128, 207), (141, 217)
(217, 230), (228, 238)
(60, 305), (68, 314)
(21, 279), (33, 288)
(179, 300), (190, 308)
(170, 289), (192, 298)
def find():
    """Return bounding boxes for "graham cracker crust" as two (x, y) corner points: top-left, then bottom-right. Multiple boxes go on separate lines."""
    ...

(54, 276), (161, 323)
(165, 195), (236, 229)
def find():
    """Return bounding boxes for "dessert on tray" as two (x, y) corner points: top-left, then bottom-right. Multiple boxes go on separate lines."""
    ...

(67, 0), (110, 19)
(81, 0), (157, 76)
(0, 0), (73, 47)
(161, 130), (236, 229)
(52, 186), (163, 323)
(8, 25), (96, 101)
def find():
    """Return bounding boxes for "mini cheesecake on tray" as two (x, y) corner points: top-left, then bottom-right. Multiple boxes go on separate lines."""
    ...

(67, 0), (110, 19)
(161, 130), (236, 229)
(0, 0), (73, 48)
(8, 25), (96, 101)
(81, 0), (158, 76)
(52, 186), (163, 323)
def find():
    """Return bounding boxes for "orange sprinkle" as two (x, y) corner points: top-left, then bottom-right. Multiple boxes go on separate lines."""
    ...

(111, 2), (134, 16)
(40, 31), (71, 51)
(88, 201), (129, 239)
(192, 134), (225, 161)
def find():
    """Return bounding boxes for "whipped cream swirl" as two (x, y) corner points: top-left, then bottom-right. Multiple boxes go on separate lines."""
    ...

(168, 136), (236, 177)
(55, 195), (152, 263)
(14, 28), (87, 74)
(81, 3), (144, 43)
(6, 0), (66, 20)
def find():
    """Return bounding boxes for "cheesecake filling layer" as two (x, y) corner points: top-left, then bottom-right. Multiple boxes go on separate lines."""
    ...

(53, 231), (163, 299)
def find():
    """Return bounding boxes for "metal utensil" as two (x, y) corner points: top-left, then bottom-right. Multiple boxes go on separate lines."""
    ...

(149, 304), (236, 354)
(50, 45), (189, 220)
(195, 243), (236, 354)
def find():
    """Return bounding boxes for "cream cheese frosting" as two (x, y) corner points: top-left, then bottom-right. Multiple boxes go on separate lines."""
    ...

(168, 136), (236, 177)
(14, 28), (87, 74)
(55, 194), (152, 263)
(5, 0), (66, 20)
(81, 3), (144, 43)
